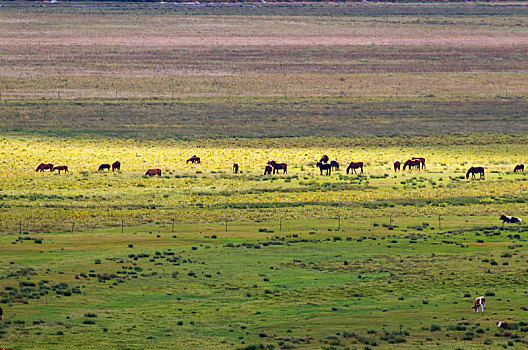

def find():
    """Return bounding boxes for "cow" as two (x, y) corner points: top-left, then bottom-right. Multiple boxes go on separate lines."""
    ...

(145, 168), (161, 176)
(497, 321), (513, 329)
(500, 215), (523, 224)
(473, 296), (485, 313)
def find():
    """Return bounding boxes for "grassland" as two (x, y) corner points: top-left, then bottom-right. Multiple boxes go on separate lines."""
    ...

(1, 2), (528, 349)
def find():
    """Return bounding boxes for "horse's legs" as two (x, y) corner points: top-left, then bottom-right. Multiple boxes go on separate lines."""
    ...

(361, 167), (363, 174)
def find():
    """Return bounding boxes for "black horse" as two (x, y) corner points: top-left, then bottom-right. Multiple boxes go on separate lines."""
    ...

(466, 167), (485, 179)
(316, 162), (332, 175)
(98, 164), (111, 171)
(112, 161), (121, 172)
(233, 163), (239, 174)
(330, 160), (339, 171)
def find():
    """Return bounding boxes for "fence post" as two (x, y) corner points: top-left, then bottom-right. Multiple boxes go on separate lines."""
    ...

(71, 220), (74, 234)
(225, 218), (228, 232)
(438, 215), (442, 230)
(389, 216), (392, 229)
(19, 221), (22, 235)
(121, 219), (124, 233)
(57, 90), (61, 100)
(280, 218), (282, 232)
(172, 218), (175, 232)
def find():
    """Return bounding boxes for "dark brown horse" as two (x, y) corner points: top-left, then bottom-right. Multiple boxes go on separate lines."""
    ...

(269, 160), (287, 174)
(394, 161), (401, 172)
(52, 165), (69, 174)
(346, 161), (364, 174)
(233, 163), (239, 174)
(145, 168), (161, 176)
(98, 164), (111, 171)
(330, 160), (339, 171)
(264, 164), (273, 175)
(112, 161), (121, 172)
(412, 157), (426, 170)
(186, 156), (201, 164)
(36, 163), (53, 172)
(403, 159), (421, 171)
(466, 167), (484, 179)
(514, 164), (524, 172)
(316, 162), (332, 175)
(320, 155), (329, 164)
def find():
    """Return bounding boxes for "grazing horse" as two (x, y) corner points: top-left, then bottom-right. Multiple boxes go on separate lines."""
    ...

(0, 306), (3, 326)
(500, 215), (523, 224)
(514, 164), (524, 172)
(473, 296), (485, 313)
(98, 164), (111, 171)
(346, 162), (364, 174)
(320, 155), (329, 164)
(269, 160), (287, 175)
(466, 167), (484, 179)
(233, 163), (239, 174)
(52, 165), (69, 174)
(264, 164), (273, 175)
(394, 161), (401, 172)
(412, 157), (426, 170)
(186, 156), (201, 164)
(330, 160), (339, 171)
(403, 159), (420, 171)
(145, 168), (161, 176)
(112, 161), (121, 172)
(36, 163), (53, 172)
(316, 162), (332, 175)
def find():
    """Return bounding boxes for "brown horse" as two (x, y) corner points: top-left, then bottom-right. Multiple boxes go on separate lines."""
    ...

(330, 160), (339, 171)
(269, 160), (287, 174)
(52, 165), (69, 174)
(316, 162), (332, 175)
(145, 168), (161, 176)
(346, 162), (364, 174)
(264, 164), (273, 175)
(466, 167), (484, 179)
(186, 156), (201, 164)
(36, 163), (53, 172)
(412, 157), (426, 170)
(394, 161), (401, 172)
(320, 155), (329, 164)
(403, 159), (420, 171)
(112, 161), (121, 172)
(514, 164), (524, 172)
(233, 163), (239, 174)
(98, 164), (111, 171)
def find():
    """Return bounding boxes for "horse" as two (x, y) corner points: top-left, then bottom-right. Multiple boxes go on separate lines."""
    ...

(264, 164), (273, 175)
(269, 160), (287, 175)
(233, 163), (239, 174)
(466, 167), (484, 179)
(403, 159), (421, 171)
(316, 162), (332, 175)
(145, 168), (161, 176)
(473, 296), (485, 313)
(514, 164), (524, 172)
(112, 161), (121, 172)
(320, 155), (329, 164)
(186, 156), (201, 164)
(412, 157), (426, 170)
(52, 165), (69, 174)
(394, 161), (401, 172)
(36, 163), (53, 172)
(98, 164), (111, 171)
(330, 160), (339, 171)
(346, 161), (364, 174)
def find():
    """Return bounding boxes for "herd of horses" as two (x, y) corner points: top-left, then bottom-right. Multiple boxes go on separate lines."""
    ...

(35, 156), (526, 179)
